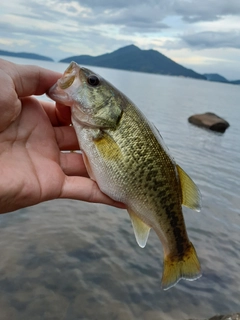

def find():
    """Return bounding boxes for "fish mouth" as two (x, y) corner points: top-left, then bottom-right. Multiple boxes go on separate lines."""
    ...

(47, 62), (80, 106)
(47, 83), (72, 106)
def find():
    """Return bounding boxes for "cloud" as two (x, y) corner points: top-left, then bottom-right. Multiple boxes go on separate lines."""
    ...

(182, 31), (240, 49)
(105, 12), (169, 33)
(4, 0), (240, 42)
(20, 0), (171, 34)
(0, 19), (63, 39)
(174, 0), (240, 22)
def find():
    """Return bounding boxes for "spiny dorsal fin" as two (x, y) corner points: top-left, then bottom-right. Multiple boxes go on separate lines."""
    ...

(127, 208), (151, 248)
(176, 165), (201, 212)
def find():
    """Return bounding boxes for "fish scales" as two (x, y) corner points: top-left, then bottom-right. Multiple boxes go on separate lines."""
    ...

(48, 62), (202, 290)
(91, 103), (189, 254)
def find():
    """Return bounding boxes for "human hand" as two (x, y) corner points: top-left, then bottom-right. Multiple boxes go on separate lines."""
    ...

(0, 59), (125, 213)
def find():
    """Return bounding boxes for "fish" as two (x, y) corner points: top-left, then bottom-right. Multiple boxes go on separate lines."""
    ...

(48, 61), (202, 290)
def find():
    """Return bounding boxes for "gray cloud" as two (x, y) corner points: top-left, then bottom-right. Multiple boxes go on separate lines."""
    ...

(0, 18), (68, 40)
(63, 0), (240, 25)
(15, 0), (240, 36)
(23, 0), (172, 34)
(174, 0), (240, 22)
(102, 9), (170, 33)
(58, 0), (169, 11)
(182, 31), (240, 49)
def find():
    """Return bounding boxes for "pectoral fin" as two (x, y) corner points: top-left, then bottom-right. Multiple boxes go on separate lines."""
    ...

(176, 165), (201, 212)
(93, 131), (123, 161)
(127, 208), (151, 248)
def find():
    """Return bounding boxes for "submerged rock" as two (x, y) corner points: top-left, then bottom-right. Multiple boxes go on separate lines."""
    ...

(188, 112), (230, 133)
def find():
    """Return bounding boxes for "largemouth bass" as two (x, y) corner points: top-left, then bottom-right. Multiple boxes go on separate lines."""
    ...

(48, 62), (202, 290)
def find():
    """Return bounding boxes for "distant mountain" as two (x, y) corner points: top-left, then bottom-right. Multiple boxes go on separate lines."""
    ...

(60, 44), (206, 80)
(0, 50), (53, 61)
(231, 80), (240, 85)
(203, 73), (240, 85)
(203, 73), (228, 83)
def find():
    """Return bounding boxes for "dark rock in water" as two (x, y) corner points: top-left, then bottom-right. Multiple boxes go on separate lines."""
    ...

(209, 314), (240, 320)
(188, 112), (230, 133)
(189, 313), (240, 320)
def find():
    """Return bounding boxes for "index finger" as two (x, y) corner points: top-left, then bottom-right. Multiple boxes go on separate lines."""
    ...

(0, 58), (62, 97)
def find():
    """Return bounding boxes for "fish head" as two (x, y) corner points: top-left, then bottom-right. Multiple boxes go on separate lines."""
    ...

(48, 61), (126, 129)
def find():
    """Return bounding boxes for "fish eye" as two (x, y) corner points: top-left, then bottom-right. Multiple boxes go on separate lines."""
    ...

(87, 75), (100, 86)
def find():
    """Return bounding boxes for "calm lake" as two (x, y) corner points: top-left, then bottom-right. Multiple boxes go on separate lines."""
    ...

(0, 56), (240, 320)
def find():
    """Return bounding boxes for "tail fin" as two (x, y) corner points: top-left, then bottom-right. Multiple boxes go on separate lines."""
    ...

(161, 242), (201, 290)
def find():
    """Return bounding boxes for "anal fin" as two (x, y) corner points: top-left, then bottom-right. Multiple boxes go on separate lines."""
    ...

(127, 208), (151, 248)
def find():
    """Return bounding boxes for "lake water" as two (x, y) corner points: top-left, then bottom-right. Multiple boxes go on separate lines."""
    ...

(0, 56), (240, 320)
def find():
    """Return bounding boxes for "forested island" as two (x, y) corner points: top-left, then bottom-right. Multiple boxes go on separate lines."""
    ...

(0, 50), (53, 61)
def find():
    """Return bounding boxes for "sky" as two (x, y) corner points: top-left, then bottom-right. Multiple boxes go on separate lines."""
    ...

(1, 0), (240, 80)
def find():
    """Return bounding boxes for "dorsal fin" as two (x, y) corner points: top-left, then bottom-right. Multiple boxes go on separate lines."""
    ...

(127, 208), (151, 248)
(176, 165), (201, 212)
